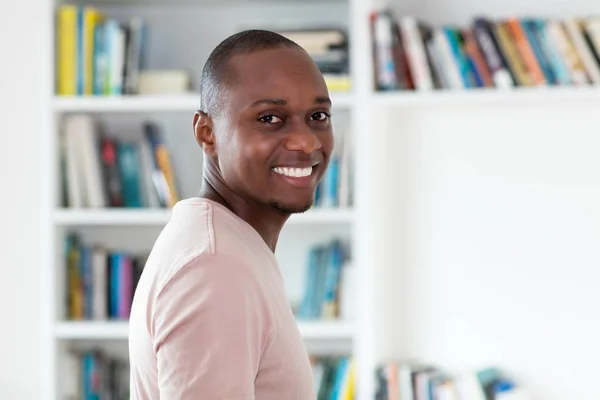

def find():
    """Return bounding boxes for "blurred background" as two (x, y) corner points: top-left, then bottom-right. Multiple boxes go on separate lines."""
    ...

(3, 0), (600, 399)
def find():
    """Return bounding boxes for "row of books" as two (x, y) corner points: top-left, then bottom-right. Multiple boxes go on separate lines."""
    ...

(61, 350), (351, 400)
(375, 362), (530, 400)
(65, 234), (146, 320)
(64, 349), (129, 400)
(65, 234), (354, 322)
(54, 4), (351, 96)
(296, 239), (353, 321)
(371, 12), (600, 91)
(56, 5), (146, 96)
(60, 115), (179, 209)
(311, 355), (355, 400)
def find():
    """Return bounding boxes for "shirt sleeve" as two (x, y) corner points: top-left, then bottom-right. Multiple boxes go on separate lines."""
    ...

(151, 253), (272, 400)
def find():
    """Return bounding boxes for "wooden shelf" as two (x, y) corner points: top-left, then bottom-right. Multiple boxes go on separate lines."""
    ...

(54, 320), (355, 341)
(52, 91), (355, 113)
(52, 207), (355, 226)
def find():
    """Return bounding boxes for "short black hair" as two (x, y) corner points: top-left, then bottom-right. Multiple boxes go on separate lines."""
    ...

(200, 29), (304, 116)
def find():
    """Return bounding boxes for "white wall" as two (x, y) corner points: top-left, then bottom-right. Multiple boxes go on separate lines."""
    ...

(0, 0), (44, 398)
(383, 100), (600, 400)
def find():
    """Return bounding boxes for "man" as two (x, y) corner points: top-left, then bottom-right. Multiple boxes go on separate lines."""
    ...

(128, 29), (334, 399)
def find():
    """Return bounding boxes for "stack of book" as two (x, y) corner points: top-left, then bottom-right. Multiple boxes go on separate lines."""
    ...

(64, 233), (147, 321)
(295, 239), (353, 321)
(375, 362), (530, 400)
(59, 115), (179, 209)
(371, 12), (600, 91)
(311, 355), (355, 399)
(63, 349), (129, 399)
(56, 5), (146, 96)
(275, 27), (351, 92)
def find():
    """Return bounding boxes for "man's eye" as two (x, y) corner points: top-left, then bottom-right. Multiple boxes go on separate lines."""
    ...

(259, 115), (283, 124)
(311, 112), (330, 121)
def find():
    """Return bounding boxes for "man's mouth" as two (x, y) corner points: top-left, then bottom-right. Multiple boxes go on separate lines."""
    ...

(272, 166), (314, 178)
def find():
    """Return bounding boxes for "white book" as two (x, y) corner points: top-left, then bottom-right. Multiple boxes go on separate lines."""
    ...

(138, 138), (161, 208)
(434, 381), (460, 400)
(455, 373), (487, 400)
(564, 18), (600, 84)
(434, 28), (464, 90)
(92, 247), (107, 320)
(73, 115), (105, 208)
(63, 119), (84, 208)
(400, 16), (434, 91)
(547, 21), (587, 85)
(108, 20), (125, 95)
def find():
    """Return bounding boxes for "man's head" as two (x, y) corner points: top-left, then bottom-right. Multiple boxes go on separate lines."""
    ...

(193, 29), (334, 214)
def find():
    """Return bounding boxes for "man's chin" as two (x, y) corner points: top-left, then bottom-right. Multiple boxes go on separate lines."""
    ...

(268, 200), (313, 215)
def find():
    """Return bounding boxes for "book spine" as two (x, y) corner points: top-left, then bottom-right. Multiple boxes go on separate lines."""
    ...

(506, 17), (546, 86)
(472, 18), (514, 88)
(400, 16), (434, 90)
(57, 5), (78, 95)
(535, 19), (572, 85)
(493, 22), (532, 86)
(521, 19), (556, 85)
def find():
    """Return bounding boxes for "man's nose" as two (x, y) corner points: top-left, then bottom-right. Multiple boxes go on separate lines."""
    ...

(283, 124), (322, 154)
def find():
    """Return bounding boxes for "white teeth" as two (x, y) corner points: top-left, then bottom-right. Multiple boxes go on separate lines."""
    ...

(273, 166), (313, 178)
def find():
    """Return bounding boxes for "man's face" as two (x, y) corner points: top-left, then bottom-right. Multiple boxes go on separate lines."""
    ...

(213, 47), (334, 214)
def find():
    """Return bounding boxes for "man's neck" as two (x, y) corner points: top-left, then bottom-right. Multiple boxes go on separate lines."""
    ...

(198, 173), (289, 253)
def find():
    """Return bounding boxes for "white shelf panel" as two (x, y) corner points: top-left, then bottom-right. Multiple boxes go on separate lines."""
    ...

(297, 319), (355, 340)
(52, 93), (201, 113)
(55, 321), (130, 340)
(54, 320), (355, 340)
(373, 85), (600, 107)
(53, 208), (172, 226)
(52, 92), (355, 113)
(52, 207), (354, 226)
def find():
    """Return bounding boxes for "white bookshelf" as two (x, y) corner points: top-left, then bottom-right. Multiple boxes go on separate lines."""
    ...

(41, 0), (600, 399)
(43, 1), (361, 399)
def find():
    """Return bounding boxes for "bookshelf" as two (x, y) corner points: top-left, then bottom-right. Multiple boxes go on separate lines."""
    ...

(44, 0), (360, 399)
(41, 0), (600, 398)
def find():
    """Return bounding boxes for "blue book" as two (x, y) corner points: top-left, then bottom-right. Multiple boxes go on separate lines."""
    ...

(76, 6), (84, 95)
(522, 19), (556, 84)
(110, 253), (121, 318)
(320, 156), (339, 208)
(117, 143), (143, 208)
(444, 27), (473, 88)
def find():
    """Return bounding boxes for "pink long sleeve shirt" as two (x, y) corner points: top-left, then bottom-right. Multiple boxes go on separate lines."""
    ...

(128, 197), (315, 399)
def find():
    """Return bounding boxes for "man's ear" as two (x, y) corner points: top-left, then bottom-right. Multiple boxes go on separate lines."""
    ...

(193, 110), (217, 157)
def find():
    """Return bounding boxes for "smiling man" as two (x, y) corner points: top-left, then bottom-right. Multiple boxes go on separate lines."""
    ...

(128, 30), (334, 400)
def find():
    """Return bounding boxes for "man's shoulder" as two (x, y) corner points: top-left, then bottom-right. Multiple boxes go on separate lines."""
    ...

(144, 197), (271, 291)
(152, 197), (218, 263)
(165, 196), (269, 257)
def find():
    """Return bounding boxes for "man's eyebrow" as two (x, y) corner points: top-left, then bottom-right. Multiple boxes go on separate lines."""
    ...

(315, 96), (332, 105)
(249, 96), (332, 108)
(250, 98), (287, 107)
